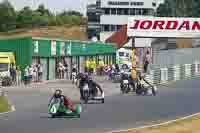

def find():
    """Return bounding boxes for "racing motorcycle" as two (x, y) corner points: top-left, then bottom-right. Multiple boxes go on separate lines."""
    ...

(48, 98), (81, 118)
(82, 83), (90, 104)
(135, 79), (157, 96)
(72, 72), (77, 85)
(82, 83), (105, 104)
(121, 79), (131, 94)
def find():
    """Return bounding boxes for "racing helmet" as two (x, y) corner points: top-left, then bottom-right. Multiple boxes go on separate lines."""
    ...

(54, 89), (62, 98)
(88, 76), (93, 82)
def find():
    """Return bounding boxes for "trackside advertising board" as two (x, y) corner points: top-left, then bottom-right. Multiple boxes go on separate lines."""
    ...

(127, 17), (200, 38)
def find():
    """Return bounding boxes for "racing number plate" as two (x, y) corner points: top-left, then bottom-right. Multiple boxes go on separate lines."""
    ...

(83, 85), (89, 91)
(123, 80), (129, 84)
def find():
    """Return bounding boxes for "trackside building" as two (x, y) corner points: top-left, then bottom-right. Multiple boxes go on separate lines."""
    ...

(0, 37), (116, 80)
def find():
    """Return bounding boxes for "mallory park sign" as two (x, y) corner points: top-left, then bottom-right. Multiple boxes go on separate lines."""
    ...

(127, 17), (200, 38)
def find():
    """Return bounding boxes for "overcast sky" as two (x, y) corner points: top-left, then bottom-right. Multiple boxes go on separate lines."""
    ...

(1, 0), (96, 15)
(2, 0), (164, 16)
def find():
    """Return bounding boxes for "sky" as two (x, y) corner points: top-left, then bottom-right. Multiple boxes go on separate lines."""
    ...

(1, 0), (96, 15)
(2, 0), (164, 16)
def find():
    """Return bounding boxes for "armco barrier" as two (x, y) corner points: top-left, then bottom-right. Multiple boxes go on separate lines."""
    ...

(145, 63), (200, 86)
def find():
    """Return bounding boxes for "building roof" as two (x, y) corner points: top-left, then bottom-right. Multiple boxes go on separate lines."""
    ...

(105, 25), (128, 49)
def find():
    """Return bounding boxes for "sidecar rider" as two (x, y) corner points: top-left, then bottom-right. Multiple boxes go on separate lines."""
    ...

(49, 89), (75, 111)
(120, 71), (129, 89)
(88, 77), (103, 97)
(78, 73), (90, 100)
(137, 73), (156, 96)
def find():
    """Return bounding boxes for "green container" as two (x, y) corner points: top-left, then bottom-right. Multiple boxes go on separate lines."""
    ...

(0, 37), (32, 69)
(32, 37), (116, 57)
(32, 39), (51, 57)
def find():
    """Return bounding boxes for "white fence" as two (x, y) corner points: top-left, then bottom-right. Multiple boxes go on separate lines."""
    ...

(152, 48), (200, 68)
(145, 61), (200, 85)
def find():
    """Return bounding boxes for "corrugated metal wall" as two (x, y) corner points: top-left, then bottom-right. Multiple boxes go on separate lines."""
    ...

(152, 48), (200, 68)
(0, 37), (32, 69)
(32, 37), (116, 57)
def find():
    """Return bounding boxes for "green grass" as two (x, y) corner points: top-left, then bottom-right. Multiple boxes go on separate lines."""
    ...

(0, 96), (11, 113)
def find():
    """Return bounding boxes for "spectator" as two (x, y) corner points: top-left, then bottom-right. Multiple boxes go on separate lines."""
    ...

(64, 63), (68, 79)
(28, 65), (33, 84)
(10, 65), (17, 85)
(16, 66), (22, 86)
(38, 63), (43, 81)
(32, 64), (38, 82)
(99, 59), (104, 75)
(115, 64), (120, 73)
(57, 62), (65, 79)
(24, 66), (29, 85)
(85, 60), (90, 73)
(144, 50), (151, 73)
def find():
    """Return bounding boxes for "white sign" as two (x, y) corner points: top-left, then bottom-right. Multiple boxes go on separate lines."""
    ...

(135, 38), (152, 47)
(127, 16), (200, 38)
(60, 42), (65, 55)
(51, 41), (56, 55)
(66, 42), (71, 55)
(101, 0), (154, 8)
(33, 41), (39, 53)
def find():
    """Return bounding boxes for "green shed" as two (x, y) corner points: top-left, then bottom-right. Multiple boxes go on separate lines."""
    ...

(0, 37), (116, 80)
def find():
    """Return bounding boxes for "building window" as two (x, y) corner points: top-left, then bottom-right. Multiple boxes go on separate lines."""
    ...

(124, 8), (129, 15)
(117, 25), (122, 31)
(152, 2), (156, 7)
(130, 8), (135, 15)
(111, 8), (117, 15)
(117, 8), (123, 15)
(111, 25), (117, 31)
(104, 8), (110, 15)
(104, 25), (110, 31)
(135, 9), (141, 15)
(138, 2), (144, 6)
(143, 9), (148, 15)
(130, 2), (144, 6)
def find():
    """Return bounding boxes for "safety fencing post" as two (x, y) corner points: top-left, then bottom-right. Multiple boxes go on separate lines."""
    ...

(184, 64), (192, 79)
(173, 65), (181, 81)
(194, 61), (200, 77)
(167, 66), (174, 82)
(160, 68), (168, 84)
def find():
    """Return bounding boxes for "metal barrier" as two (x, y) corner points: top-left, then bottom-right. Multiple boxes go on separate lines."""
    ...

(152, 48), (200, 68)
(0, 89), (5, 96)
(145, 62), (200, 86)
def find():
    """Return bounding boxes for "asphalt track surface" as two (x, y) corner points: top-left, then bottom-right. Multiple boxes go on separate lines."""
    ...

(1, 79), (200, 133)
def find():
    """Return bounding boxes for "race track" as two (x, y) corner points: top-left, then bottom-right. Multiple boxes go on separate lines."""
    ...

(0, 79), (200, 133)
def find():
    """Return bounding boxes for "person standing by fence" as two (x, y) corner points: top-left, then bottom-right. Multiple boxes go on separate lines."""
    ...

(16, 66), (22, 86)
(10, 65), (16, 85)
(24, 66), (29, 85)
(144, 50), (151, 73)
(38, 63), (43, 81)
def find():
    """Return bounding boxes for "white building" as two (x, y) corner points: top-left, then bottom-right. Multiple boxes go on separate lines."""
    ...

(99, 0), (163, 45)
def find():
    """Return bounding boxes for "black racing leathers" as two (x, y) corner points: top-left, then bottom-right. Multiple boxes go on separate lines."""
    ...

(88, 81), (103, 97)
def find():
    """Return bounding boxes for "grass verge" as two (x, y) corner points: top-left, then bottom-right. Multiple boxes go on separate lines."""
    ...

(117, 115), (200, 133)
(0, 96), (11, 113)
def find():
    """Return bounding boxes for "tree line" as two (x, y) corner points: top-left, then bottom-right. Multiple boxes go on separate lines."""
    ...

(157, 0), (200, 17)
(0, 0), (84, 32)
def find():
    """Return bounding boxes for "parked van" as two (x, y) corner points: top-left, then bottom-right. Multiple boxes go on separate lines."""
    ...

(116, 48), (132, 67)
(0, 52), (16, 78)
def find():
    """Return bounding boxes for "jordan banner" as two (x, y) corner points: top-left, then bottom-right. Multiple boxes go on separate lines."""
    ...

(127, 16), (200, 38)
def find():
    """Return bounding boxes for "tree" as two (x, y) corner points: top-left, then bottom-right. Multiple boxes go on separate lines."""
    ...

(32, 11), (48, 27)
(157, 0), (199, 17)
(16, 6), (34, 28)
(48, 15), (57, 26)
(67, 10), (83, 16)
(0, 0), (16, 31)
(36, 4), (51, 16)
(157, 0), (174, 17)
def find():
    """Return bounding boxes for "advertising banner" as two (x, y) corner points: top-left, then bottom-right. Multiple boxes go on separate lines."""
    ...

(127, 16), (200, 38)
